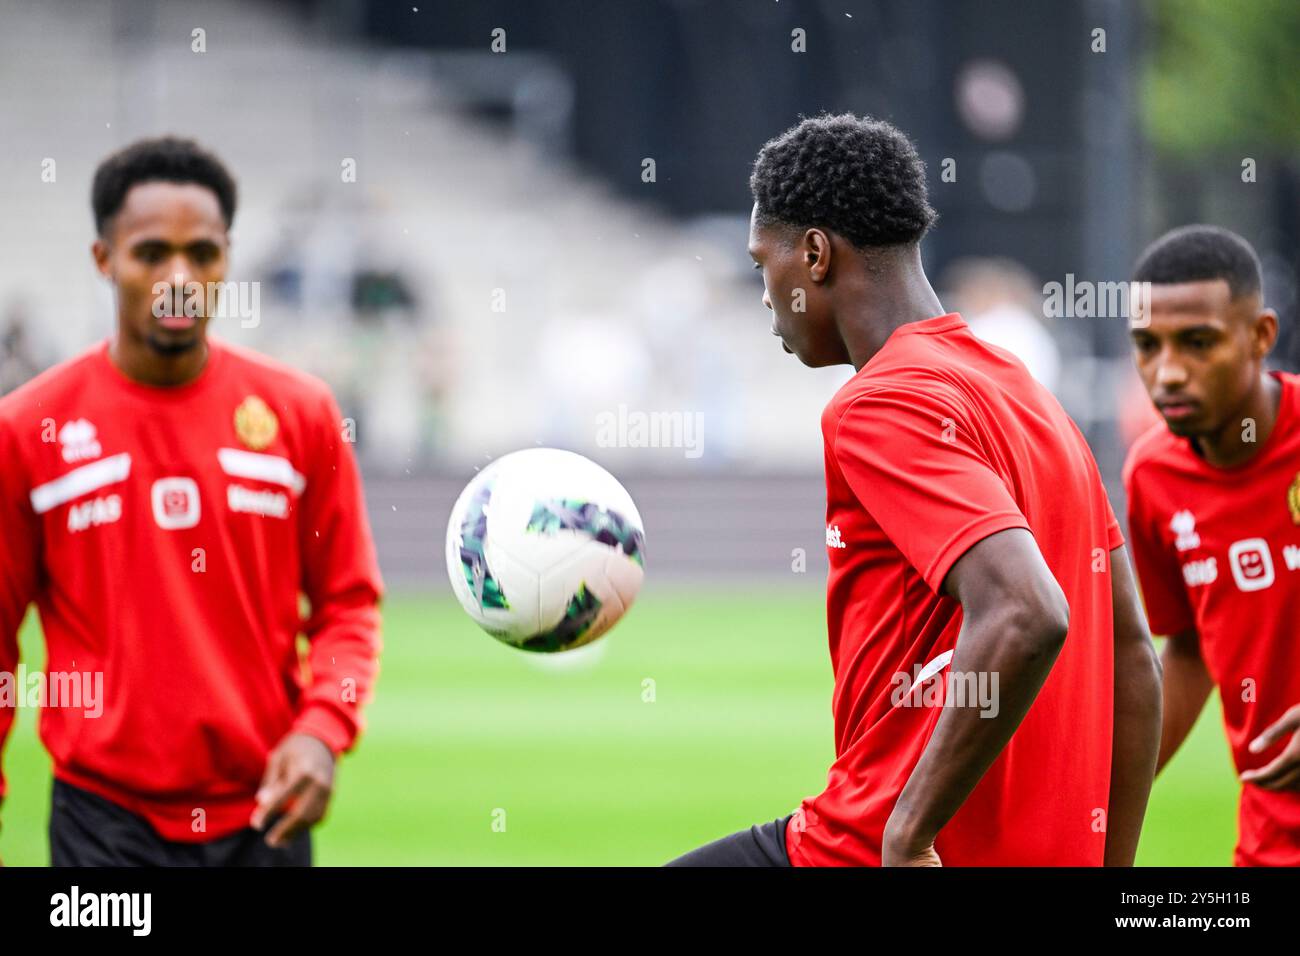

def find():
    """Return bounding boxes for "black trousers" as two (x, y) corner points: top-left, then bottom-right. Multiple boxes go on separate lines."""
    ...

(665, 816), (793, 866)
(49, 779), (312, 867)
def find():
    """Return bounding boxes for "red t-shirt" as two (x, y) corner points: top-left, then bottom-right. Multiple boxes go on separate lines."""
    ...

(0, 337), (383, 841)
(1124, 371), (1300, 866)
(786, 313), (1124, 866)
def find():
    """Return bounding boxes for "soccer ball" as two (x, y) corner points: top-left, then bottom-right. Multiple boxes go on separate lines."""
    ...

(445, 448), (646, 652)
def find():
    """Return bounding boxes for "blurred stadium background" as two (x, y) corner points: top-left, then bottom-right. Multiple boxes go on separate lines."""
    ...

(1, 0), (1296, 864)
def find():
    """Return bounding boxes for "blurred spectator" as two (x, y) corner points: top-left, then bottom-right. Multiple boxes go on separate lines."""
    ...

(537, 313), (652, 450)
(943, 258), (1062, 393)
(0, 300), (43, 395)
(255, 188), (448, 472)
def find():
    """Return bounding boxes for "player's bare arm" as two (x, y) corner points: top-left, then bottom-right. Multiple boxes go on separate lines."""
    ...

(1104, 545), (1162, 866)
(882, 528), (1069, 867)
(1156, 627), (1213, 773)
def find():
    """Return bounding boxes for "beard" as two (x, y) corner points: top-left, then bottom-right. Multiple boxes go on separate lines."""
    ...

(146, 331), (203, 356)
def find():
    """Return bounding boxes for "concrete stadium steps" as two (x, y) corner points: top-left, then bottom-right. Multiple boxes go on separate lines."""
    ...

(0, 0), (848, 471)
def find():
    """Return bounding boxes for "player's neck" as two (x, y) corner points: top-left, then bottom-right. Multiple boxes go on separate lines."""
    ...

(1195, 372), (1281, 469)
(109, 331), (211, 387)
(841, 258), (946, 371)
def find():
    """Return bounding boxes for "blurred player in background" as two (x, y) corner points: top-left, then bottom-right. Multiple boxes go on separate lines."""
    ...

(1125, 225), (1300, 866)
(0, 137), (383, 866)
(670, 113), (1161, 866)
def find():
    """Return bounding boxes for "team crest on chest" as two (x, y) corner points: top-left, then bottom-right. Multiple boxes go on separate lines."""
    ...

(234, 395), (278, 451)
(1288, 472), (1300, 524)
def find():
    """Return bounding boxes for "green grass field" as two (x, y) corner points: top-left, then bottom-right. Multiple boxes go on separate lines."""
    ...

(0, 587), (1239, 865)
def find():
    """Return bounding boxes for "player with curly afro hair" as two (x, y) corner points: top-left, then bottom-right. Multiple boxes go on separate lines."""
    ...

(750, 112), (936, 251)
(671, 112), (1158, 869)
(746, 112), (944, 368)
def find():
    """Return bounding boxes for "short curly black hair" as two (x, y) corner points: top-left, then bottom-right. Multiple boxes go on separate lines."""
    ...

(1132, 224), (1262, 300)
(750, 112), (936, 250)
(92, 136), (237, 236)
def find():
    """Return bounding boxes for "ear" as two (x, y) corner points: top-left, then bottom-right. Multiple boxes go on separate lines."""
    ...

(802, 228), (831, 283)
(1253, 307), (1279, 359)
(91, 237), (112, 279)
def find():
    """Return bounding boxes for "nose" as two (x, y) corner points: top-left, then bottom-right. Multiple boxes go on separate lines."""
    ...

(1154, 347), (1189, 391)
(164, 252), (199, 289)
(761, 287), (772, 311)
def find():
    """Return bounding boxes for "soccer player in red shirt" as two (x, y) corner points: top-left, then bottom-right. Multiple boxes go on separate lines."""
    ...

(669, 113), (1161, 867)
(1124, 225), (1300, 866)
(0, 137), (383, 865)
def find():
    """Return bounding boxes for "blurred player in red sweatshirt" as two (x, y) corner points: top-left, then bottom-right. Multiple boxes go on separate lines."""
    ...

(0, 137), (383, 866)
(1125, 225), (1300, 865)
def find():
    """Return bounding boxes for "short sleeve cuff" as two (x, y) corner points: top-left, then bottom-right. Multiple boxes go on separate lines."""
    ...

(922, 511), (1032, 594)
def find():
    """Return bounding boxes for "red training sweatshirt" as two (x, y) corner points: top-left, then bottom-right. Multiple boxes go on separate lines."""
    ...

(0, 336), (383, 841)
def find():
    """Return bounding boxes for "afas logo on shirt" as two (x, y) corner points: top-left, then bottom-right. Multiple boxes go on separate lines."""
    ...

(68, 495), (121, 533)
(151, 478), (200, 530)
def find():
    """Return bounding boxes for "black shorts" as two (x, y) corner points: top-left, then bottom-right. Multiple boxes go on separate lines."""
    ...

(665, 816), (793, 867)
(49, 778), (312, 867)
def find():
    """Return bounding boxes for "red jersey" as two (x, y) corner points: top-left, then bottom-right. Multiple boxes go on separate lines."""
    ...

(0, 337), (383, 842)
(1123, 370), (1300, 866)
(787, 313), (1123, 866)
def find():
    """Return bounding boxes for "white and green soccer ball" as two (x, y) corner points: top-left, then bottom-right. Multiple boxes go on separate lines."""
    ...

(445, 448), (646, 652)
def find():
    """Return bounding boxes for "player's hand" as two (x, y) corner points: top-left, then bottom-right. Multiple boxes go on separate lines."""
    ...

(251, 733), (336, 848)
(1242, 704), (1300, 791)
(881, 814), (943, 867)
